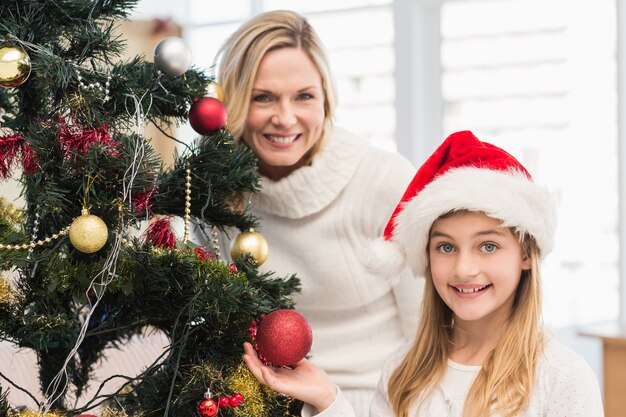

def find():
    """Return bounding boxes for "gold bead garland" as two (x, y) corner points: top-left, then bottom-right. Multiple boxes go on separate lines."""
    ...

(0, 226), (69, 250)
(183, 161), (191, 242)
(211, 225), (221, 259)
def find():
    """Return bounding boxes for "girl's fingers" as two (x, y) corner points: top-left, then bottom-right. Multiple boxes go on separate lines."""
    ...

(242, 342), (268, 385)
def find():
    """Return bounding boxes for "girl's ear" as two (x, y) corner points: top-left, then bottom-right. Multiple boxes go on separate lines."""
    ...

(521, 253), (532, 271)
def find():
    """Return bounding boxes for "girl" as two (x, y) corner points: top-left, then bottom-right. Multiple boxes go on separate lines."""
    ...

(243, 130), (604, 417)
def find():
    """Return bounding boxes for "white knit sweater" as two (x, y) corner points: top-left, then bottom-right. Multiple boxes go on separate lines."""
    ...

(232, 127), (421, 396)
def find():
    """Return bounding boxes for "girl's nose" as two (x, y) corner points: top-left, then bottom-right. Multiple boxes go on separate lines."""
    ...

(453, 250), (480, 279)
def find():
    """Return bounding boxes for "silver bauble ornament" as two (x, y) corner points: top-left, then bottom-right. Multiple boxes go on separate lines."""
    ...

(153, 36), (193, 76)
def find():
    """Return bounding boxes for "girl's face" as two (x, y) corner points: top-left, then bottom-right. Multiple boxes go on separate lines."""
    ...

(428, 211), (531, 327)
(243, 47), (326, 181)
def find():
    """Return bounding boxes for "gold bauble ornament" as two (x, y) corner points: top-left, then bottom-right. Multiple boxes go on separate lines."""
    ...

(69, 208), (109, 253)
(0, 45), (31, 88)
(230, 228), (269, 266)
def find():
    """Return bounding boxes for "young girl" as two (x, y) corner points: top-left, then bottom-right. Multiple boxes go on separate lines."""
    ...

(243, 130), (604, 417)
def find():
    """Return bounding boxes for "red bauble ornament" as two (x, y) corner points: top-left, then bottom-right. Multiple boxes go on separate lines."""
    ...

(188, 97), (227, 135)
(197, 398), (219, 417)
(255, 309), (312, 366)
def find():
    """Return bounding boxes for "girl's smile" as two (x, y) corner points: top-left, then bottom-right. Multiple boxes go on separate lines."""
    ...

(429, 211), (531, 325)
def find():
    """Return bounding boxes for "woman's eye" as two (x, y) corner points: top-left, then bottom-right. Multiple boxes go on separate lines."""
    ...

(297, 92), (314, 100)
(481, 243), (497, 253)
(253, 94), (271, 103)
(437, 243), (454, 253)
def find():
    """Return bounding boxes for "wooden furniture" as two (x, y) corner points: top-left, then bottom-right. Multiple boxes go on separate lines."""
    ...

(580, 323), (626, 417)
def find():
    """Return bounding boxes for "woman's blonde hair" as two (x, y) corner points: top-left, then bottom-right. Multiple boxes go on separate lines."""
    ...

(388, 225), (545, 417)
(215, 10), (337, 161)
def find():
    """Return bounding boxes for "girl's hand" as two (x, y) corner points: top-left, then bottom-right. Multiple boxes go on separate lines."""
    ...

(242, 342), (337, 412)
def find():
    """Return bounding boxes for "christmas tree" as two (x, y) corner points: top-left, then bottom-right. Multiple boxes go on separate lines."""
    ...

(0, 1), (302, 416)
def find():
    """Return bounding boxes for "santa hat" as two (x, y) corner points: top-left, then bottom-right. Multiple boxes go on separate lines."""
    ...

(367, 130), (556, 279)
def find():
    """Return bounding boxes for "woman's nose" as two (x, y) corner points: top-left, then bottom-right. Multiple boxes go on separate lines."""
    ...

(271, 102), (297, 127)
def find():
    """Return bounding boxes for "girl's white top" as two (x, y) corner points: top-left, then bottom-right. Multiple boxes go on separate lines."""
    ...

(304, 338), (604, 417)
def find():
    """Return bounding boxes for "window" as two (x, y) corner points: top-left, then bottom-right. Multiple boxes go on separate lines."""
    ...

(440, 0), (619, 328)
(133, 0), (398, 150)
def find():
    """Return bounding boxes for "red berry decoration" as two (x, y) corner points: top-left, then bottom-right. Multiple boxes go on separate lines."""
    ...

(218, 395), (230, 408)
(197, 398), (219, 417)
(188, 97), (227, 135)
(255, 309), (312, 367)
(229, 392), (244, 407)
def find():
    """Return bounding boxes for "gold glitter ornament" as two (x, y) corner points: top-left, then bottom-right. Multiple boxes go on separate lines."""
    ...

(230, 228), (269, 266)
(69, 208), (109, 253)
(0, 45), (31, 88)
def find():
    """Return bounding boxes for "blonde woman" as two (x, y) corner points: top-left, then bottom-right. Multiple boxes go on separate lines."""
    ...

(210, 10), (422, 415)
(243, 131), (604, 417)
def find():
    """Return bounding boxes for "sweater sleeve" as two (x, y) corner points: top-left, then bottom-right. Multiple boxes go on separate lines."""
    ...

(301, 387), (356, 417)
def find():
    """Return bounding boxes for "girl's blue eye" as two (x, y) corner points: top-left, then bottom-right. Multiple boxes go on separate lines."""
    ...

(482, 243), (497, 253)
(438, 243), (454, 253)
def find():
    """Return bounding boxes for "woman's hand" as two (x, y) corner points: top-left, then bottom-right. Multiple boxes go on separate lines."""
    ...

(242, 342), (337, 412)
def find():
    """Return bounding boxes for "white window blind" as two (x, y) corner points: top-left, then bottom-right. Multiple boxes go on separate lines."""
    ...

(441, 0), (619, 327)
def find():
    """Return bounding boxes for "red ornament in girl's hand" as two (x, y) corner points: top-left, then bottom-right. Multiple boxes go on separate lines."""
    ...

(188, 97), (227, 135)
(255, 309), (312, 366)
(197, 398), (219, 417)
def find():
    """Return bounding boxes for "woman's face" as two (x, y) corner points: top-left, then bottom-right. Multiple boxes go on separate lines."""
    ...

(243, 47), (325, 181)
(428, 211), (531, 328)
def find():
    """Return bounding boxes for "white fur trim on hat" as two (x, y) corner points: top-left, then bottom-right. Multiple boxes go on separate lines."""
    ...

(392, 167), (556, 278)
(362, 237), (408, 285)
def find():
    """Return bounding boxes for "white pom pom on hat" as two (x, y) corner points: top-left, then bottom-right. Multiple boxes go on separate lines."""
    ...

(368, 130), (557, 279)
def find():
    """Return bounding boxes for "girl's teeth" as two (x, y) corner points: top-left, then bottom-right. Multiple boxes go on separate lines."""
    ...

(457, 285), (488, 293)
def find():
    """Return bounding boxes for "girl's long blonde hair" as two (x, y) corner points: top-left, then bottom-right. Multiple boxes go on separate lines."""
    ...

(388, 232), (544, 417)
(215, 10), (337, 162)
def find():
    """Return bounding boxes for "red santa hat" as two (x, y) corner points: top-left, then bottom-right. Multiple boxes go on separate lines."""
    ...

(367, 130), (556, 279)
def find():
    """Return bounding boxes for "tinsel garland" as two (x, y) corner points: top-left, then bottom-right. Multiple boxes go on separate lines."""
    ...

(0, 275), (12, 304)
(58, 120), (116, 157)
(225, 362), (270, 417)
(0, 133), (23, 180)
(21, 143), (38, 175)
(144, 218), (177, 249)
(11, 411), (65, 417)
(0, 197), (22, 225)
(131, 188), (156, 215)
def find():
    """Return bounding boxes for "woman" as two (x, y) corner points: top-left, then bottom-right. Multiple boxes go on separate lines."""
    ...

(213, 10), (422, 414)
